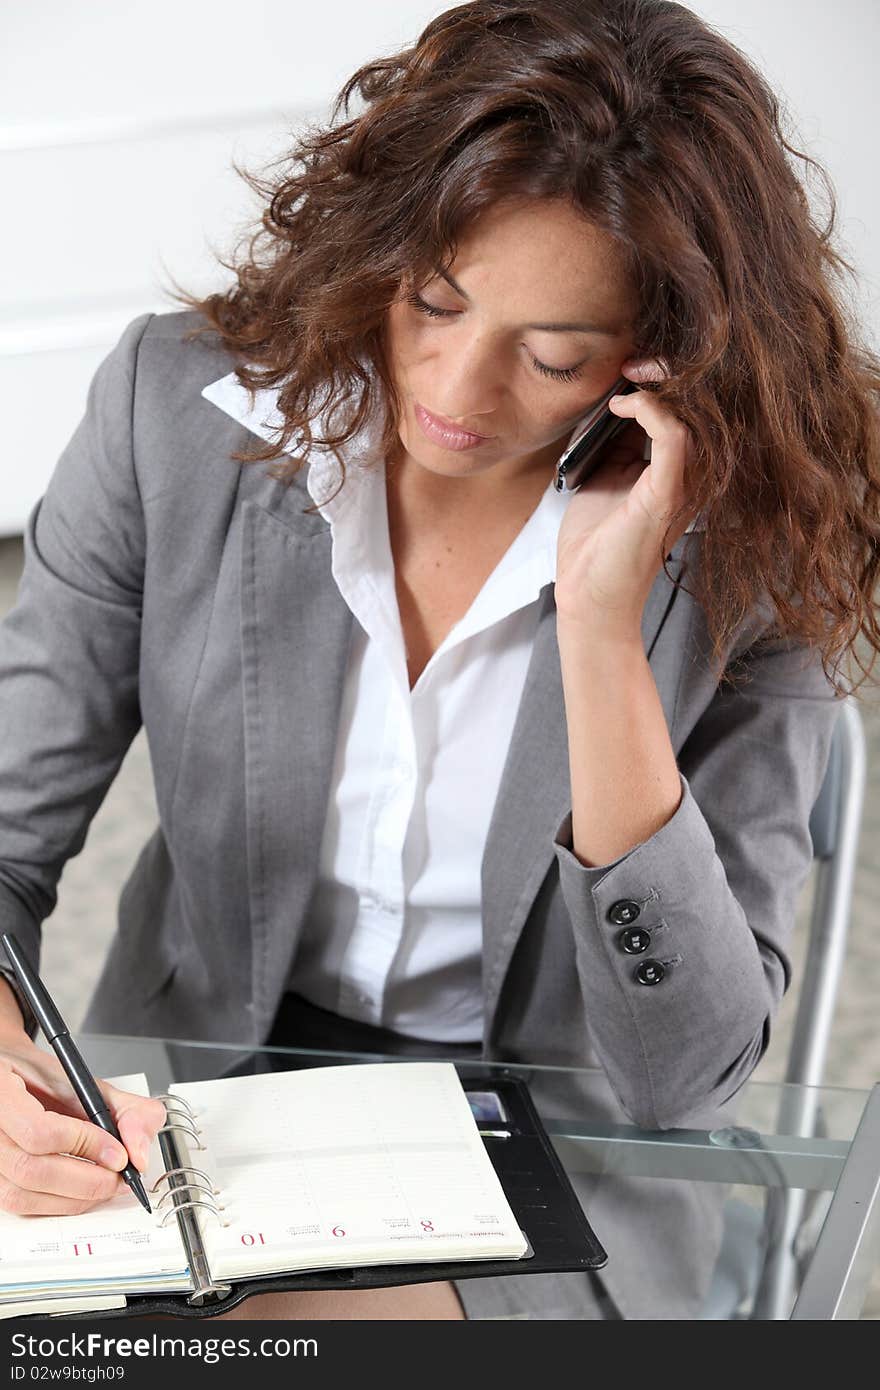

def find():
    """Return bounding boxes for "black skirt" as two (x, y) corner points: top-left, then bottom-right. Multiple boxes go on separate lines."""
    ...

(266, 990), (484, 1062)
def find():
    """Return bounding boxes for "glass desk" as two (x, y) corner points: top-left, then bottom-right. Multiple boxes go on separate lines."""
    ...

(76, 1033), (880, 1321)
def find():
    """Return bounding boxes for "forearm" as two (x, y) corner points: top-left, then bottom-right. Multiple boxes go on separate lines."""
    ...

(556, 620), (682, 868)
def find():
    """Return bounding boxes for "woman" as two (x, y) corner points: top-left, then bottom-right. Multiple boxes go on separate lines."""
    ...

(0, 0), (878, 1321)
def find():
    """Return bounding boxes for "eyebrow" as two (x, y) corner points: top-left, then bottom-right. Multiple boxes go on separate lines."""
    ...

(435, 267), (623, 336)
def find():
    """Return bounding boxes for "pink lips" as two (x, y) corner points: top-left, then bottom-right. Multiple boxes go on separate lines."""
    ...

(414, 401), (493, 451)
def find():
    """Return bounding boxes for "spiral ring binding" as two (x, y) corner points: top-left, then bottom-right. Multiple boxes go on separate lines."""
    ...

(157, 1118), (205, 1150)
(150, 1165), (216, 1196)
(152, 1092), (199, 1119)
(159, 1104), (197, 1127)
(158, 1196), (229, 1229)
(153, 1092), (206, 1149)
(155, 1178), (218, 1211)
(150, 1099), (233, 1297)
(157, 1098), (194, 1116)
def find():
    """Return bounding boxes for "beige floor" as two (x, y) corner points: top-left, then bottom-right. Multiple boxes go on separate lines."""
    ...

(1, 532), (878, 1316)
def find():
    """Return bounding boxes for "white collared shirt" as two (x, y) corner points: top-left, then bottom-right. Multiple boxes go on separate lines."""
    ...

(201, 371), (564, 1040)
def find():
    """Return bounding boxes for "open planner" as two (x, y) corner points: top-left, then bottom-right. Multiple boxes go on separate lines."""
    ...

(0, 1061), (606, 1320)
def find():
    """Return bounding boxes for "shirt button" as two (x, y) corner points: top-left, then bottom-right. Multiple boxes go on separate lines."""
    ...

(608, 899), (641, 926)
(634, 960), (666, 986)
(618, 927), (651, 955)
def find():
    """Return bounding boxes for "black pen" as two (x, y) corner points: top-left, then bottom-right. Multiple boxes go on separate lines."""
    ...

(0, 932), (151, 1214)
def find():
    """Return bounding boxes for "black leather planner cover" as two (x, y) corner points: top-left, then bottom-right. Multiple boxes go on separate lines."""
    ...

(17, 1073), (607, 1321)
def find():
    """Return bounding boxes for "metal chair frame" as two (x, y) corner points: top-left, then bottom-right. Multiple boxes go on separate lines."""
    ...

(703, 696), (868, 1319)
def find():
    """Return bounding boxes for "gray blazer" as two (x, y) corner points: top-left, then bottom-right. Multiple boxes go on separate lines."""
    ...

(0, 311), (842, 1318)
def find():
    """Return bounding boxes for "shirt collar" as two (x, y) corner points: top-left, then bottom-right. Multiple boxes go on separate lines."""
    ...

(200, 369), (574, 589)
(200, 369), (383, 525)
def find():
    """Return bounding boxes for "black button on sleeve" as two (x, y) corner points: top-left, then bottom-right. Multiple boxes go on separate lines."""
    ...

(618, 927), (651, 955)
(608, 899), (641, 925)
(634, 959), (666, 986)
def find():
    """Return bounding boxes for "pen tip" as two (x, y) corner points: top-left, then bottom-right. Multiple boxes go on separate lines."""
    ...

(126, 1169), (152, 1213)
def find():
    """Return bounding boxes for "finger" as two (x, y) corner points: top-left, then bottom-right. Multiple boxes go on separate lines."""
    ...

(603, 417), (650, 461)
(1, 1043), (148, 1144)
(0, 1178), (125, 1219)
(607, 390), (691, 455)
(0, 1131), (126, 1212)
(8, 1057), (166, 1175)
(1, 1063), (166, 1175)
(0, 1066), (131, 1172)
(607, 393), (696, 530)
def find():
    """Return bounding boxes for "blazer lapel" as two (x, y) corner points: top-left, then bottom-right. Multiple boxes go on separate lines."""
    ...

(238, 465), (355, 1032)
(480, 549), (690, 1036)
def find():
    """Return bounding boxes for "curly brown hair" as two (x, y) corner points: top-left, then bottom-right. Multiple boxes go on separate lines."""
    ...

(166, 0), (880, 700)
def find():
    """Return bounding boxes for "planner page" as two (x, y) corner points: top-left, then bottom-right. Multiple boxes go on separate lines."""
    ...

(171, 1062), (528, 1280)
(0, 1072), (192, 1309)
(1, 1294), (128, 1321)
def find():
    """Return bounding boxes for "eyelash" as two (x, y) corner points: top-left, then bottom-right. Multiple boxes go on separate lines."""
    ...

(404, 290), (584, 383)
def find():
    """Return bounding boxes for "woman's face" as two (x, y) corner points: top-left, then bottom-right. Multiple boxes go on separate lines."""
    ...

(384, 197), (639, 489)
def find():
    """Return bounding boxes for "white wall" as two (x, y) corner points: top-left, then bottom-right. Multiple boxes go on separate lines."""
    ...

(1, 0), (877, 534)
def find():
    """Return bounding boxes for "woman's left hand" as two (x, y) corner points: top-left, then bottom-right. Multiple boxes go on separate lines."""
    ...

(554, 357), (700, 634)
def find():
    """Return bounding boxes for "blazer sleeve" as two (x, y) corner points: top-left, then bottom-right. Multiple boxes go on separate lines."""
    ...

(0, 313), (154, 1034)
(551, 627), (845, 1129)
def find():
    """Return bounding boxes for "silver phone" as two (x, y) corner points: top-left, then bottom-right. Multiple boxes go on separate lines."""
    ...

(554, 376), (641, 492)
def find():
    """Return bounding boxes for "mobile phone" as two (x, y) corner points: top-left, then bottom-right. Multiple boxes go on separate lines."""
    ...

(553, 375), (641, 492)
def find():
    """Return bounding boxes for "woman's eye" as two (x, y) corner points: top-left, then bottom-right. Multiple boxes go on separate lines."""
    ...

(405, 290), (454, 319)
(529, 357), (584, 383)
(405, 289), (585, 383)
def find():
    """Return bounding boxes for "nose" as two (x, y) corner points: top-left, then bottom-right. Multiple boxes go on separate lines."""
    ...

(430, 328), (504, 426)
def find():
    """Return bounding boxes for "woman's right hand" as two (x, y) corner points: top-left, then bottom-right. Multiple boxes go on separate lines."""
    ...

(0, 1022), (167, 1217)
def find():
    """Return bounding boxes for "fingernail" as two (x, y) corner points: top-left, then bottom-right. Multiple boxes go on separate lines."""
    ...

(624, 360), (665, 380)
(100, 1144), (125, 1169)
